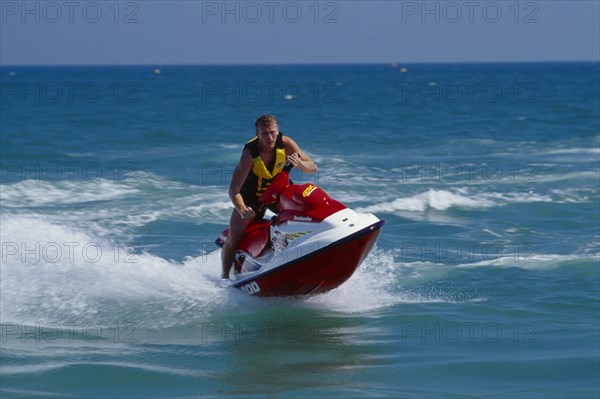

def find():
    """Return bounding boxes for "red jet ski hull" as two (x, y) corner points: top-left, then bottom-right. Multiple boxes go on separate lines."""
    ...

(230, 220), (384, 296)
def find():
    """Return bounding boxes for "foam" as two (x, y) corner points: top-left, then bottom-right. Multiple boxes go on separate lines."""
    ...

(534, 171), (599, 184)
(550, 188), (596, 204)
(302, 247), (484, 312)
(1, 214), (466, 325)
(303, 248), (401, 312)
(0, 179), (138, 207)
(0, 215), (227, 327)
(546, 148), (600, 155)
(357, 189), (495, 213)
(454, 251), (600, 270)
(1, 174), (233, 238)
(354, 185), (588, 215)
(217, 143), (242, 150)
(1, 361), (209, 378)
(484, 191), (553, 204)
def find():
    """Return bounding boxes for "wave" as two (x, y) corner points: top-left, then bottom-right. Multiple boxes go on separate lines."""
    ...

(303, 247), (488, 310)
(0, 214), (477, 327)
(534, 171), (600, 184)
(0, 215), (227, 327)
(1, 361), (207, 378)
(3, 213), (594, 330)
(0, 179), (138, 207)
(356, 189), (496, 213)
(545, 148), (600, 155)
(0, 173), (233, 237)
(353, 185), (598, 215)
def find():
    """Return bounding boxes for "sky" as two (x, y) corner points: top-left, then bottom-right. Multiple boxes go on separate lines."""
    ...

(0, 0), (599, 65)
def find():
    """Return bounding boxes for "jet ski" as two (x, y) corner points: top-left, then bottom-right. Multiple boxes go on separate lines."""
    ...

(215, 163), (384, 296)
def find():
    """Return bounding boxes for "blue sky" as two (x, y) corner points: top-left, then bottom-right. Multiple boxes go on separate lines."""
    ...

(1, 1), (599, 65)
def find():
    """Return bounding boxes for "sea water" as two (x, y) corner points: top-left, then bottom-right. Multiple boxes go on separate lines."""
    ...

(1, 63), (599, 398)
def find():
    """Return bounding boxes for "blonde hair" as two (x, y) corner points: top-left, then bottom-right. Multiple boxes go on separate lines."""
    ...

(255, 114), (278, 131)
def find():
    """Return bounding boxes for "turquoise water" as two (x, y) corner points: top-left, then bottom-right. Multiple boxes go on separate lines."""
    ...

(1, 62), (599, 398)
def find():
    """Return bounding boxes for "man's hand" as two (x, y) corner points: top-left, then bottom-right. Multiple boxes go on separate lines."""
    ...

(288, 153), (303, 168)
(237, 206), (256, 220)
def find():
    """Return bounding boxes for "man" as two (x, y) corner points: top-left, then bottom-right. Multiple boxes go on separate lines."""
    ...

(221, 114), (318, 278)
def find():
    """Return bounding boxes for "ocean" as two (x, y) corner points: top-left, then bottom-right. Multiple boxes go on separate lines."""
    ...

(1, 62), (598, 398)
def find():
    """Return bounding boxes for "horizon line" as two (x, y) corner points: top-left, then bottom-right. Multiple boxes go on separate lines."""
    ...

(1, 59), (599, 68)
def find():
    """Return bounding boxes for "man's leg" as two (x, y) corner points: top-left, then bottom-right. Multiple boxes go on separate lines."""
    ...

(221, 209), (248, 278)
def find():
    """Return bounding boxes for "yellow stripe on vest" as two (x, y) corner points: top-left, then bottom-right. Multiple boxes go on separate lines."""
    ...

(252, 147), (287, 194)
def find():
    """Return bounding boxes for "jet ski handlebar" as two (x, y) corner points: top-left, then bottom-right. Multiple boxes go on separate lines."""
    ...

(282, 161), (294, 174)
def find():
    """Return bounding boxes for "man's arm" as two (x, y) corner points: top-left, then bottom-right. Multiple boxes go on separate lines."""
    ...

(282, 136), (318, 174)
(229, 149), (255, 219)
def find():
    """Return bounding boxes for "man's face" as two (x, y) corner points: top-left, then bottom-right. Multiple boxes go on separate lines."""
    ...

(256, 123), (279, 149)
